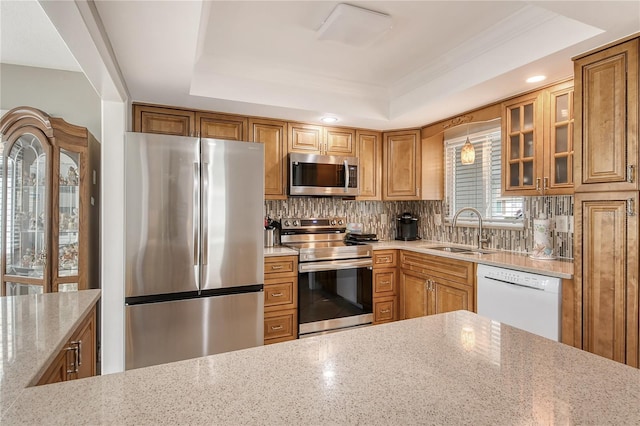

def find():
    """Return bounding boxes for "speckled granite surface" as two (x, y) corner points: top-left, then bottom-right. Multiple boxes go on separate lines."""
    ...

(4, 310), (639, 425)
(0, 289), (101, 418)
(263, 246), (298, 257)
(371, 240), (573, 279)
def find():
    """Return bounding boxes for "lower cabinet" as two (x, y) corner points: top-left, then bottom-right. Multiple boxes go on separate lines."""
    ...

(37, 306), (97, 385)
(264, 256), (298, 344)
(399, 251), (475, 319)
(372, 250), (399, 324)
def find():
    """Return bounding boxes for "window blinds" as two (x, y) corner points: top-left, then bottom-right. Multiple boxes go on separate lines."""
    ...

(445, 126), (523, 221)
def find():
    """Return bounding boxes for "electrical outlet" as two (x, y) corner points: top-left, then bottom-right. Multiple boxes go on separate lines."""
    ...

(380, 213), (388, 224)
(555, 215), (568, 233)
(569, 216), (574, 233)
(434, 213), (442, 226)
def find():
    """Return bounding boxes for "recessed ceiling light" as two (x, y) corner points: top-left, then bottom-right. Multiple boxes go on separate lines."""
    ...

(526, 75), (547, 83)
(320, 116), (339, 123)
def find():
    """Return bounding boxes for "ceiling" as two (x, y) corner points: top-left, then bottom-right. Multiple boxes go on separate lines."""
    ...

(2, 1), (640, 130)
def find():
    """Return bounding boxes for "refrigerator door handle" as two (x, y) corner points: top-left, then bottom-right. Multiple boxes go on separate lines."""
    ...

(202, 161), (209, 266)
(193, 163), (200, 268)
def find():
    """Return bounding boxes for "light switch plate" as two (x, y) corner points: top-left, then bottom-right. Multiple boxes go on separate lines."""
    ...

(380, 213), (388, 224)
(434, 213), (442, 226)
(569, 216), (574, 233)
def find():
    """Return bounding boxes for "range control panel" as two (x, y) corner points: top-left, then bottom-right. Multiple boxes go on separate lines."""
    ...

(281, 217), (346, 230)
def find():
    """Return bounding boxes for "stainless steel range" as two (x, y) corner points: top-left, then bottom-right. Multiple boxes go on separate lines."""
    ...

(281, 217), (373, 337)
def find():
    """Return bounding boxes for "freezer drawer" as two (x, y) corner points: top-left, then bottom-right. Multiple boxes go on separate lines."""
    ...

(125, 291), (263, 370)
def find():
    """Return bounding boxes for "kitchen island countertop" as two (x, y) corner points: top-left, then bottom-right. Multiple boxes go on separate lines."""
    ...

(0, 289), (101, 418)
(3, 309), (639, 425)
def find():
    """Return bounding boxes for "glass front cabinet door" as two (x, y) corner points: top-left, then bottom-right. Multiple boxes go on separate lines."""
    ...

(0, 107), (100, 296)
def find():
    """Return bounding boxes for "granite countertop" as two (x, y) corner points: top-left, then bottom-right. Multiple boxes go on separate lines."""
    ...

(3, 310), (639, 424)
(0, 289), (101, 418)
(371, 240), (573, 279)
(266, 241), (573, 279)
(264, 246), (298, 257)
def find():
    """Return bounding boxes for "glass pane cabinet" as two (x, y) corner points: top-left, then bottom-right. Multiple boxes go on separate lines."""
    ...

(0, 107), (100, 295)
(502, 80), (574, 196)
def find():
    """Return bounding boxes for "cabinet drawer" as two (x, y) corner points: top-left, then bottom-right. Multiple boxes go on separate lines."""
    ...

(373, 269), (396, 295)
(374, 296), (397, 324)
(264, 309), (297, 344)
(264, 256), (297, 277)
(400, 251), (474, 285)
(373, 250), (397, 268)
(264, 279), (297, 311)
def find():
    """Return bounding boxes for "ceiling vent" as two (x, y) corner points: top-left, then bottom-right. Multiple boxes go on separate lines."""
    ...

(316, 3), (392, 46)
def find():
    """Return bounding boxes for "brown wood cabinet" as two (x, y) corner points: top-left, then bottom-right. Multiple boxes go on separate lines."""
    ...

(133, 104), (196, 136)
(249, 118), (288, 199)
(264, 256), (298, 344)
(383, 129), (422, 200)
(372, 250), (398, 324)
(356, 130), (382, 200)
(575, 192), (639, 367)
(37, 305), (97, 385)
(288, 123), (356, 156)
(574, 37), (639, 193)
(573, 35), (640, 368)
(399, 251), (475, 319)
(502, 80), (574, 195)
(0, 107), (100, 295)
(196, 111), (247, 141)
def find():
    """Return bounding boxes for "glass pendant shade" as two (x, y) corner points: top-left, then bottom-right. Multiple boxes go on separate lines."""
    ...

(461, 138), (475, 165)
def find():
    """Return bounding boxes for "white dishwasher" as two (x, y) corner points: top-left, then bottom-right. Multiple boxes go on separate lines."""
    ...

(476, 264), (562, 341)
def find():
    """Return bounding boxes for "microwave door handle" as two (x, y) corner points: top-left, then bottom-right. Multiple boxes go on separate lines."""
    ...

(344, 159), (349, 192)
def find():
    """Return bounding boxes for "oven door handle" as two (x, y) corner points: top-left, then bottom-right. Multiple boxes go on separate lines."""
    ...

(299, 258), (373, 273)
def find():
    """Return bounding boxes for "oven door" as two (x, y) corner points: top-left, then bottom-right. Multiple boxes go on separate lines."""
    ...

(298, 258), (373, 337)
(289, 153), (358, 196)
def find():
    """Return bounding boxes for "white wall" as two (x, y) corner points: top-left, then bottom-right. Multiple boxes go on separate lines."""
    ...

(0, 63), (102, 137)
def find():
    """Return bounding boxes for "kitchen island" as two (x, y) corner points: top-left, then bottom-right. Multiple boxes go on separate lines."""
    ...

(3, 307), (639, 424)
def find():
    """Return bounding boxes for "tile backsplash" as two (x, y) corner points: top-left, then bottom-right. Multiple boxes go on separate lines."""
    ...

(265, 195), (574, 259)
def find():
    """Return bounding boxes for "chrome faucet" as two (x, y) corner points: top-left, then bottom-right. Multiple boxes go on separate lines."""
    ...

(452, 207), (489, 250)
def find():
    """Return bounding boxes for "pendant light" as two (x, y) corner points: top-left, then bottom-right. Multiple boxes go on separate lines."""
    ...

(460, 124), (475, 165)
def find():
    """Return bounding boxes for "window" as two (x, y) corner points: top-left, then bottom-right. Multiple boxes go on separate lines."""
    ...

(444, 119), (523, 226)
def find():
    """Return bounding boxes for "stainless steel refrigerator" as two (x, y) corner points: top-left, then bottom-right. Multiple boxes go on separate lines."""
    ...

(124, 132), (264, 370)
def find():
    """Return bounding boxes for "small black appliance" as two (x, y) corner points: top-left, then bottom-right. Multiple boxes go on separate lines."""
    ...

(396, 212), (420, 241)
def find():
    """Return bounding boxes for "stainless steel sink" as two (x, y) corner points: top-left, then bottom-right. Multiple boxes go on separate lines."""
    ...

(428, 246), (495, 255)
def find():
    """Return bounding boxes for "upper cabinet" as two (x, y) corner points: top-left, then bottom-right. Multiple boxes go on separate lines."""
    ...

(133, 104), (196, 136)
(288, 123), (356, 156)
(0, 107), (100, 296)
(574, 37), (639, 192)
(356, 130), (382, 200)
(383, 129), (421, 200)
(502, 80), (574, 196)
(249, 118), (288, 200)
(196, 111), (247, 141)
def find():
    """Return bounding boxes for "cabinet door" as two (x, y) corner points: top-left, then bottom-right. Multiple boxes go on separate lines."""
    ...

(502, 92), (544, 195)
(356, 130), (382, 200)
(36, 348), (69, 385)
(545, 82), (575, 194)
(288, 123), (322, 153)
(433, 280), (472, 315)
(133, 104), (195, 137)
(324, 127), (355, 156)
(383, 130), (421, 200)
(576, 192), (639, 367)
(197, 112), (247, 141)
(399, 270), (428, 319)
(574, 38), (639, 192)
(68, 307), (96, 380)
(249, 119), (287, 199)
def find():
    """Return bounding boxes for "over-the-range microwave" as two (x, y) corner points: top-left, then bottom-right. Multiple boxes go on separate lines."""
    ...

(289, 152), (359, 197)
